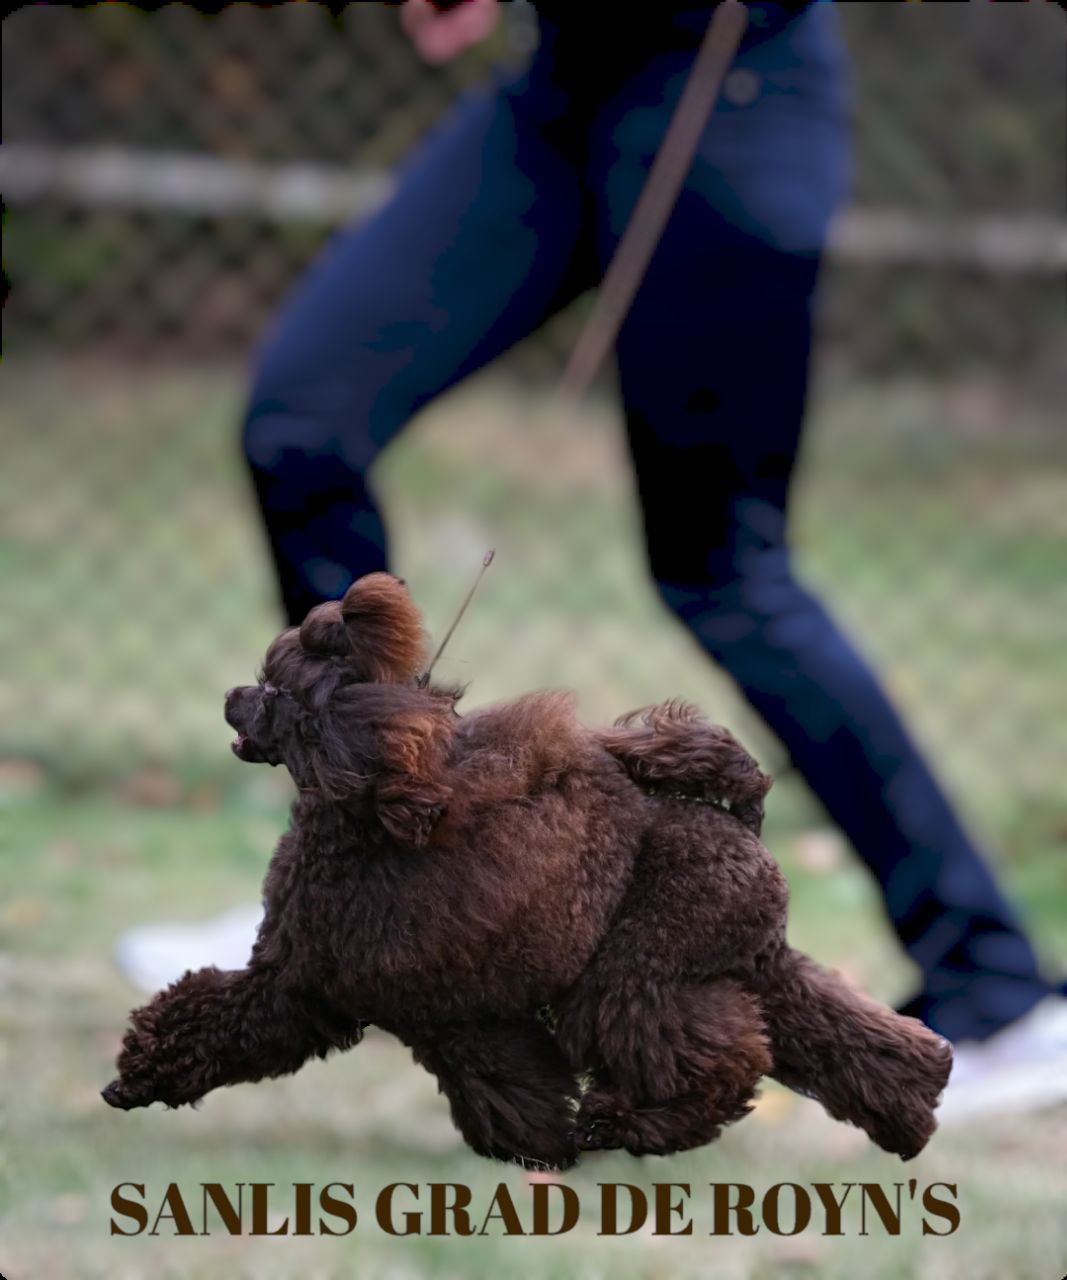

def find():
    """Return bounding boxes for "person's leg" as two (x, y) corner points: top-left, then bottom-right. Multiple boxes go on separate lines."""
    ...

(593, 6), (1055, 1044)
(242, 66), (596, 625)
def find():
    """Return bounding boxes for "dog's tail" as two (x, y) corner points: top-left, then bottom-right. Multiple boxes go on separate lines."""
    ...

(594, 700), (772, 835)
(751, 945), (953, 1160)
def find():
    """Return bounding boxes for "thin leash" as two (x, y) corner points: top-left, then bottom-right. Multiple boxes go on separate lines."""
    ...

(419, 1), (750, 685)
(556, 0), (749, 402)
(418, 548), (495, 687)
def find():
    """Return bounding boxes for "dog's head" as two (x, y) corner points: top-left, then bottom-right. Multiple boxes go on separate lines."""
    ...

(225, 573), (455, 846)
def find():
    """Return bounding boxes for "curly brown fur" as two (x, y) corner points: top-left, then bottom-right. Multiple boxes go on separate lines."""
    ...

(595, 700), (773, 835)
(104, 571), (951, 1165)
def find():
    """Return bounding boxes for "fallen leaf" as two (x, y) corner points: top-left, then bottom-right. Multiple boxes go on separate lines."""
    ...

(117, 767), (182, 808)
(791, 829), (846, 875)
(52, 1193), (88, 1225)
(2, 897), (48, 929)
(0, 759), (47, 794)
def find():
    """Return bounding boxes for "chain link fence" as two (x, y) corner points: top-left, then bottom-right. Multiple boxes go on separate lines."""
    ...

(3, 3), (1066, 846)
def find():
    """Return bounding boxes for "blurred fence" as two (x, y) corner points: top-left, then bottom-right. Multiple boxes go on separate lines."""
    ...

(3, 3), (1066, 842)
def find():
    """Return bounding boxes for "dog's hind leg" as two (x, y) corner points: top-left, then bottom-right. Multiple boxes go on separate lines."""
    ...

(573, 977), (772, 1156)
(102, 963), (361, 1110)
(554, 798), (787, 1098)
(401, 1017), (580, 1171)
(752, 945), (953, 1160)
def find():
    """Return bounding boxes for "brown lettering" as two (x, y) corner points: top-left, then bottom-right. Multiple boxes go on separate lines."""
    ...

(762, 1183), (812, 1236)
(318, 1183), (357, 1235)
(376, 1182), (420, 1236)
(200, 1183), (243, 1235)
(598, 1183), (648, 1236)
(531, 1181), (580, 1235)
(250, 1183), (288, 1236)
(860, 1183), (902, 1236)
(922, 1183), (960, 1236)
(149, 1183), (196, 1237)
(429, 1183), (475, 1236)
(654, 1183), (693, 1235)
(478, 1183), (524, 1235)
(110, 1183), (148, 1236)
(711, 1183), (759, 1236)
(812, 1182), (854, 1235)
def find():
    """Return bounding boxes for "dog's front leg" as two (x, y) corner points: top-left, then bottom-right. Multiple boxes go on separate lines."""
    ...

(102, 963), (361, 1110)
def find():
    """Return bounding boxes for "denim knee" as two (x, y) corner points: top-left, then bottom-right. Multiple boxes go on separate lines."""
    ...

(242, 358), (350, 477)
(653, 549), (819, 659)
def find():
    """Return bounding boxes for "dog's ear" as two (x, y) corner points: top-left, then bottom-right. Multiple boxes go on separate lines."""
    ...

(373, 712), (452, 849)
(341, 574), (427, 683)
(375, 772), (451, 849)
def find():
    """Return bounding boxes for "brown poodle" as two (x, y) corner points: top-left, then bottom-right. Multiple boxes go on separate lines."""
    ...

(103, 572), (952, 1169)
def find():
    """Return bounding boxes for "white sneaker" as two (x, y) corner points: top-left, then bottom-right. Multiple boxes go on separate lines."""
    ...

(113, 905), (265, 994)
(937, 996), (1067, 1124)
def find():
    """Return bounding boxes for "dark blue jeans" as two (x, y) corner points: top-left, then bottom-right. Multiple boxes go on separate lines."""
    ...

(242, 5), (1056, 1042)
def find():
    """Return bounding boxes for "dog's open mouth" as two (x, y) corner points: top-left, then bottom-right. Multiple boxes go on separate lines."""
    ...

(231, 732), (268, 763)
(231, 730), (277, 765)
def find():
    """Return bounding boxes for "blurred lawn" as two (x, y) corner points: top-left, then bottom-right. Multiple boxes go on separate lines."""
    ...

(2, 363), (1066, 1277)
(2, 773), (1066, 1279)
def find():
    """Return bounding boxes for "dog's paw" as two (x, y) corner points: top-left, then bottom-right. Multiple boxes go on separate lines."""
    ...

(574, 1093), (625, 1152)
(575, 1117), (624, 1152)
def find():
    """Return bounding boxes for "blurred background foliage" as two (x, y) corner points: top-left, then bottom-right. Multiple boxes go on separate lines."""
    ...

(4, 2), (1065, 370)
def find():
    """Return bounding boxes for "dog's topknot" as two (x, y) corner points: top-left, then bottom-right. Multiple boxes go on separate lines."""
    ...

(298, 572), (428, 682)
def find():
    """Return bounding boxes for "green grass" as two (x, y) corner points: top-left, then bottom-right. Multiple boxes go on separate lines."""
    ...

(3, 360), (1066, 1276)
(2, 777), (1065, 1280)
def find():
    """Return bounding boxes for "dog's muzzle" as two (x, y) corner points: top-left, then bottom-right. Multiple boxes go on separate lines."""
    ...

(224, 686), (274, 763)
(101, 1079), (149, 1110)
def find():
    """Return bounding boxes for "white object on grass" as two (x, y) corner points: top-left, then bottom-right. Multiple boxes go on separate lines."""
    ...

(113, 905), (265, 994)
(938, 996), (1067, 1124)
